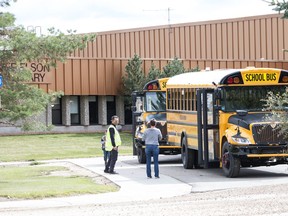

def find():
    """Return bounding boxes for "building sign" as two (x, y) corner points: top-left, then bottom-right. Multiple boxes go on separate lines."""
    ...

(9, 62), (50, 83)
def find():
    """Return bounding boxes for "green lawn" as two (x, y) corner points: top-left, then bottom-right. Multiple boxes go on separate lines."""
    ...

(0, 132), (133, 199)
(0, 165), (118, 199)
(0, 132), (133, 162)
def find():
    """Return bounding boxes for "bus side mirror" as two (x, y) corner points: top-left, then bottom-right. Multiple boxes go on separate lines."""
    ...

(132, 91), (143, 104)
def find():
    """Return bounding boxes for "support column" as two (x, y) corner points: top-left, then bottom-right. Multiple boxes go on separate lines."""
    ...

(98, 96), (107, 125)
(62, 96), (71, 126)
(116, 95), (125, 125)
(46, 103), (52, 127)
(80, 96), (89, 126)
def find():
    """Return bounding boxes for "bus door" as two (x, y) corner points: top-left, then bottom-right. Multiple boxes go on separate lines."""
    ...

(196, 89), (219, 168)
(131, 91), (144, 155)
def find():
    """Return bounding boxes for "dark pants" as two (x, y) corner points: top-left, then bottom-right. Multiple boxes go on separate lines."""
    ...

(105, 149), (118, 172)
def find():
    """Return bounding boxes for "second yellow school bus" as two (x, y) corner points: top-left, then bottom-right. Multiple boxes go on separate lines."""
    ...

(166, 67), (288, 177)
(132, 78), (181, 163)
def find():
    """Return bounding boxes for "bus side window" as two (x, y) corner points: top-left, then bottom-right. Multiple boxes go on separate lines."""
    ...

(167, 89), (171, 109)
(177, 89), (181, 110)
(187, 89), (191, 110)
(192, 90), (196, 111)
(207, 94), (213, 111)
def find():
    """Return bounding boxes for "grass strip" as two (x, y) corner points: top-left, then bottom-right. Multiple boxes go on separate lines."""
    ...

(0, 132), (133, 162)
(0, 165), (118, 199)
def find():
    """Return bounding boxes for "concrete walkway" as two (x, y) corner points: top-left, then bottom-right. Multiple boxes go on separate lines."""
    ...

(0, 156), (192, 210)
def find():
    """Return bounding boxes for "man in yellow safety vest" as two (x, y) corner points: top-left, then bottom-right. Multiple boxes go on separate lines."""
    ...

(104, 115), (122, 174)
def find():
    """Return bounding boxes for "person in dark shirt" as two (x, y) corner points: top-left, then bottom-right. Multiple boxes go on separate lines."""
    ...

(104, 115), (122, 174)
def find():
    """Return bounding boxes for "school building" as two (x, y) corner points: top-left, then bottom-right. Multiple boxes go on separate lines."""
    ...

(2, 13), (288, 134)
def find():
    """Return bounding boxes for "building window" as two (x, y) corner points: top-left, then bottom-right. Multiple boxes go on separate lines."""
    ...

(106, 96), (116, 123)
(89, 96), (98, 124)
(125, 100), (132, 124)
(52, 98), (62, 125)
(70, 96), (80, 125)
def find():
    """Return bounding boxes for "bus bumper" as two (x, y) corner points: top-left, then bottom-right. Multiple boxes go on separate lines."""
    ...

(230, 144), (288, 166)
(134, 139), (181, 154)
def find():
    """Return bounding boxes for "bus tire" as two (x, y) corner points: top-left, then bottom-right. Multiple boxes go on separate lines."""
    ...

(137, 147), (146, 164)
(181, 136), (194, 169)
(222, 142), (240, 178)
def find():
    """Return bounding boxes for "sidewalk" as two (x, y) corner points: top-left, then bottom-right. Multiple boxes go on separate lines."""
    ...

(0, 156), (192, 210)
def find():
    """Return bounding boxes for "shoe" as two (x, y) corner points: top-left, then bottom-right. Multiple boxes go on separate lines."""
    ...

(104, 170), (109, 173)
(109, 171), (119, 174)
(155, 176), (160, 179)
(147, 176), (152, 179)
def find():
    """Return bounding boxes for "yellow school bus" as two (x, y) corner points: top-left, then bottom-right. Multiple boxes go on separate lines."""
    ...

(132, 78), (181, 163)
(166, 67), (288, 177)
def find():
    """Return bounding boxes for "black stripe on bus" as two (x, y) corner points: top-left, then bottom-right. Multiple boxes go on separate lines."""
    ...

(167, 110), (197, 114)
(167, 120), (198, 127)
(168, 132), (214, 145)
(168, 132), (198, 139)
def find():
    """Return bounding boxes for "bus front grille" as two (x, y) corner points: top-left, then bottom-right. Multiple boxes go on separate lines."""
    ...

(252, 124), (286, 144)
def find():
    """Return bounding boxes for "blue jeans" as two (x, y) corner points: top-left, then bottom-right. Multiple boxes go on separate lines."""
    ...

(103, 150), (110, 163)
(145, 145), (159, 178)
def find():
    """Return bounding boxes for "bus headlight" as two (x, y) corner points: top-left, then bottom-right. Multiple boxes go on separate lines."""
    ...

(136, 132), (143, 139)
(231, 136), (250, 145)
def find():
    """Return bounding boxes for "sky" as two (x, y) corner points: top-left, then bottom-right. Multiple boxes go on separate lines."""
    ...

(2, 0), (278, 34)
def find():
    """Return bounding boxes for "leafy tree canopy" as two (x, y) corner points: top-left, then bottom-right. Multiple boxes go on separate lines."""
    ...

(0, 0), (96, 130)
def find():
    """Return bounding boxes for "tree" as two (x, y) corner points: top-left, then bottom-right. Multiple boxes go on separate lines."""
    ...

(262, 90), (288, 137)
(122, 54), (146, 97)
(146, 62), (161, 81)
(146, 58), (191, 82)
(122, 56), (200, 97)
(161, 57), (186, 78)
(0, 1), (96, 130)
(266, 0), (288, 18)
(262, 1), (288, 137)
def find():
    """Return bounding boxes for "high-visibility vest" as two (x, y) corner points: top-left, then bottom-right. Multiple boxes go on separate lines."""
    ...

(105, 124), (122, 151)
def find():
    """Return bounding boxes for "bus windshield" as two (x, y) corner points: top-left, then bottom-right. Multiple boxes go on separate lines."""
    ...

(222, 86), (287, 112)
(145, 92), (166, 112)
